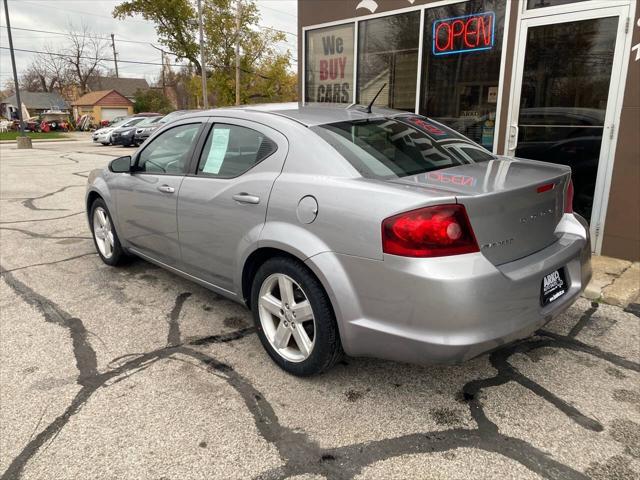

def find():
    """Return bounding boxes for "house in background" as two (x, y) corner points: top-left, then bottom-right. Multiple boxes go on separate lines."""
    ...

(0, 91), (69, 118)
(86, 76), (149, 102)
(71, 89), (133, 123)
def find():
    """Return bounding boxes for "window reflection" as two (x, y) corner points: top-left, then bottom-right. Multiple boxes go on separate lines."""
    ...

(516, 17), (617, 221)
(420, 0), (506, 150)
(527, 0), (588, 9)
(357, 12), (421, 111)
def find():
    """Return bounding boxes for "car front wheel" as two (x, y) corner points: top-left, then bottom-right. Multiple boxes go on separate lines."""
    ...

(251, 257), (343, 376)
(90, 199), (127, 266)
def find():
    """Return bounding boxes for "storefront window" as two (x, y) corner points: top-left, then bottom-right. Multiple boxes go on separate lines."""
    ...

(356, 11), (420, 111)
(527, 0), (588, 9)
(419, 0), (506, 149)
(305, 24), (355, 104)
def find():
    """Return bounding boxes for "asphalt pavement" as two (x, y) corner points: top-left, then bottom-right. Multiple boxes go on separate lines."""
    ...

(0, 134), (639, 480)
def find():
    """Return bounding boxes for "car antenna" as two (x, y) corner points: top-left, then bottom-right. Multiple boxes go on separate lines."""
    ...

(366, 83), (387, 114)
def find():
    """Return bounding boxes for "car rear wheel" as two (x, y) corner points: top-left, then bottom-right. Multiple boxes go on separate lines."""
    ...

(90, 199), (127, 266)
(251, 257), (343, 376)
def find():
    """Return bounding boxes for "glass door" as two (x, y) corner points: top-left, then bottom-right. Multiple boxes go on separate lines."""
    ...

(506, 5), (630, 250)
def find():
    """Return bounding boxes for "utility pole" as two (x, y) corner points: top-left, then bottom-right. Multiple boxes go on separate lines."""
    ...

(110, 33), (119, 78)
(197, 0), (208, 109)
(150, 44), (167, 91)
(235, 0), (241, 105)
(160, 50), (166, 90)
(3, 0), (31, 148)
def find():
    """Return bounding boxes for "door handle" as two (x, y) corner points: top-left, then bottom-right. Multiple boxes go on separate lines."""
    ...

(508, 124), (519, 153)
(157, 185), (175, 193)
(232, 193), (260, 204)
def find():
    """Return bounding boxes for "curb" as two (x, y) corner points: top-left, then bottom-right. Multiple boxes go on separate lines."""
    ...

(0, 138), (77, 144)
(584, 257), (640, 308)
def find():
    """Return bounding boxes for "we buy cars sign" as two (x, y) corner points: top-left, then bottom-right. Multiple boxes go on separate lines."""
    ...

(306, 25), (354, 103)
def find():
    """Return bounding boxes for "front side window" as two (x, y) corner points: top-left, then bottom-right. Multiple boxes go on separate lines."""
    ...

(311, 116), (494, 180)
(137, 123), (201, 174)
(196, 124), (277, 178)
(305, 24), (355, 104)
(357, 11), (420, 111)
(420, 0), (506, 150)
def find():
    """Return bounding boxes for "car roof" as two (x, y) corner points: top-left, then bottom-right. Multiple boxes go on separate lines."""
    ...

(181, 103), (408, 127)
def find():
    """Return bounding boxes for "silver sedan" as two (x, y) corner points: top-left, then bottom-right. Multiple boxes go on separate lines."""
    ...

(86, 104), (592, 376)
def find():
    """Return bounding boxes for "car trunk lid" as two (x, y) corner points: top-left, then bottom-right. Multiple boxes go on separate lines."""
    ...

(388, 157), (571, 265)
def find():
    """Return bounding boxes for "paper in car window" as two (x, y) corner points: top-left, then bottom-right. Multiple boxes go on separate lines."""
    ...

(202, 128), (230, 174)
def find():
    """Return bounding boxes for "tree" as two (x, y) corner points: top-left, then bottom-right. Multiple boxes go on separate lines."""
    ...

(113, 0), (201, 73)
(63, 23), (108, 94)
(113, 0), (297, 107)
(19, 46), (71, 93)
(133, 89), (174, 114)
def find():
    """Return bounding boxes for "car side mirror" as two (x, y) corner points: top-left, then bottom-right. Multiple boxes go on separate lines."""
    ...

(109, 156), (132, 173)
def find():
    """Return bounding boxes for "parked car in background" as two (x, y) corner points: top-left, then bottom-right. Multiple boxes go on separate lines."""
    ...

(133, 110), (190, 145)
(111, 116), (163, 147)
(86, 104), (591, 376)
(92, 117), (146, 145)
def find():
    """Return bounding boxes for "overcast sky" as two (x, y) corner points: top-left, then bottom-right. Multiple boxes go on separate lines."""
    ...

(0, 0), (298, 87)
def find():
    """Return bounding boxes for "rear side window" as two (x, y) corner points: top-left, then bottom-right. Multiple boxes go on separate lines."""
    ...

(196, 124), (277, 178)
(311, 116), (494, 179)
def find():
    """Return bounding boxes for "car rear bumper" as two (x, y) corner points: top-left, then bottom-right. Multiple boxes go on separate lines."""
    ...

(305, 213), (591, 364)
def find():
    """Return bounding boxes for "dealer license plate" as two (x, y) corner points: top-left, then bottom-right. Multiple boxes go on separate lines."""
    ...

(541, 268), (567, 306)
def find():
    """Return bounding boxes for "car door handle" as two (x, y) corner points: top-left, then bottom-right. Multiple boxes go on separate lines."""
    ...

(157, 185), (175, 194)
(232, 193), (260, 204)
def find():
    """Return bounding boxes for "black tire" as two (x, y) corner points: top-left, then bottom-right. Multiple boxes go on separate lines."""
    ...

(250, 256), (343, 376)
(89, 198), (128, 266)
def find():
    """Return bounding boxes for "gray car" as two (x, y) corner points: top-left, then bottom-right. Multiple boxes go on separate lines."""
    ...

(85, 103), (592, 376)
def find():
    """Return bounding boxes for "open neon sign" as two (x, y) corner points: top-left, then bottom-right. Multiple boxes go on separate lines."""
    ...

(432, 12), (495, 56)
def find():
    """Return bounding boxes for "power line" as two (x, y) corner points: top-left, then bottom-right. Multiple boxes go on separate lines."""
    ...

(0, 46), (180, 67)
(1, 23), (297, 43)
(18, 0), (152, 25)
(0, 46), (280, 80)
(0, 25), (155, 45)
(257, 24), (297, 37)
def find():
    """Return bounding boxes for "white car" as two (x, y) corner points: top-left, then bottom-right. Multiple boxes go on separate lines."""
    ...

(92, 117), (146, 145)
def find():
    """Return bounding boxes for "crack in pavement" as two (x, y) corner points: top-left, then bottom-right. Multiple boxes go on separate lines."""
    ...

(167, 292), (192, 346)
(2, 268), (638, 479)
(0, 252), (96, 274)
(21, 185), (84, 212)
(0, 211), (83, 225)
(0, 226), (91, 241)
(0, 275), (255, 480)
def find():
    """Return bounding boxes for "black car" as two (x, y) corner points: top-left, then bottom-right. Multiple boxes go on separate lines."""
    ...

(112, 116), (163, 147)
(133, 110), (190, 145)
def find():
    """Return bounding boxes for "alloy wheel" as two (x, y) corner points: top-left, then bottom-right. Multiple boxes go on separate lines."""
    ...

(93, 206), (115, 259)
(258, 273), (316, 362)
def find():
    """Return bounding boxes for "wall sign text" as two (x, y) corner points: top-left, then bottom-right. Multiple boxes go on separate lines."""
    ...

(306, 25), (354, 103)
(432, 12), (495, 56)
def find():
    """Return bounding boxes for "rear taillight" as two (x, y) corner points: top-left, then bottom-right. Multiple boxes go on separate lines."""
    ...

(382, 204), (479, 258)
(564, 179), (574, 213)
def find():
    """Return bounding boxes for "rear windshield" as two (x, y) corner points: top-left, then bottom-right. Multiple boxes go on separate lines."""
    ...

(311, 115), (494, 179)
